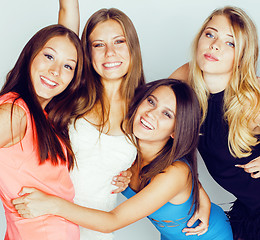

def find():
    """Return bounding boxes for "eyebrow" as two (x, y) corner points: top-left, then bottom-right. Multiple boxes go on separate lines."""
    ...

(91, 35), (126, 43)
(149, 94), (176, 116)
(45, 47), (77, 63)
(205, 27), (233, 38)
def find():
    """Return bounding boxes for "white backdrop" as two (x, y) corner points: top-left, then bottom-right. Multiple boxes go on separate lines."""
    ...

(0, 0), (259, 239)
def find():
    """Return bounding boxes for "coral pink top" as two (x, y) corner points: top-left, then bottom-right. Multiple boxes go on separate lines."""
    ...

(0, 93), (79, 240)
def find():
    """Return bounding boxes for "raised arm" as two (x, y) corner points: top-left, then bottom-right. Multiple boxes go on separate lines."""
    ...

(58, 0), (80, 35)
(13, 162), (190, 233)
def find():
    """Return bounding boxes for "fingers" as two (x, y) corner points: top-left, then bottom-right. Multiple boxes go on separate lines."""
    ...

(121, 170), (132, 178)
(12, 196), (26, 205)
(235, 158), (260, 178)
(12, 187), (37, 205)
(186, 213), (198, 227)
(19, 187), (36, 196)
(111, 171), (131, 194)
(13, 202), (33, 219)
(251, 171), (260, 178)
(183, 222), (208, 236)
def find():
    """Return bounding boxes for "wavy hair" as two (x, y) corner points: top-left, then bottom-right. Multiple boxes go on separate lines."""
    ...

(124, 79), (201, 212)
(189, 6), (260, 158)
(74, 8), (145, 132)
(1, 24), (84, 169)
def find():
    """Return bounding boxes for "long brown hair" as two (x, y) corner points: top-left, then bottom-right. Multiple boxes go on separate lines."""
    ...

(124, 79), (201, 212)
(1, 24), (84, 170)
(74, 8), (145, 131)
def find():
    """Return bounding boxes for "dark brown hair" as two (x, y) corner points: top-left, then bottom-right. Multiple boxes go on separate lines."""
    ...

(125, 79), (201, 211)
(1, 24), (84, 170)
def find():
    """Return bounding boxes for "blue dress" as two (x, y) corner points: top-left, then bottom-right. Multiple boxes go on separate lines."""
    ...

(122, 161), (233, 239)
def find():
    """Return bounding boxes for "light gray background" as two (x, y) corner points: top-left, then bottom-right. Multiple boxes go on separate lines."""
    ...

(0, 0), (259, 239)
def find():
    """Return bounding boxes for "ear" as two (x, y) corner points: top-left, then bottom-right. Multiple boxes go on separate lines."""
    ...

(170, 132), (174, 139)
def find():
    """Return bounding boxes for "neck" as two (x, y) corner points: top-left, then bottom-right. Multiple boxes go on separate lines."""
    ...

(101, 78), (122, 101)
(138, 140), (164, 167)
(203, 72), (230, 93)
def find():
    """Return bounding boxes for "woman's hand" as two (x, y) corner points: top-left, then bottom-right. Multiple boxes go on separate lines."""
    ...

(111, 169), (132, 194)
(235, 156), (260, 178)
(182, 185), (210, 236)
(182, 205), (210, 236)
(12, 187), (59, 218)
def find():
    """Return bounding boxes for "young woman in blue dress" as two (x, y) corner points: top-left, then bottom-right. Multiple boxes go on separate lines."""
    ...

(12, 79), (233, 239)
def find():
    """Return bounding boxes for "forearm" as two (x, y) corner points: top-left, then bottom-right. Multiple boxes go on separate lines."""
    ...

(55, 197), (121, 233)
(199, 183), (211, 208)
(58, 0), (79, 35)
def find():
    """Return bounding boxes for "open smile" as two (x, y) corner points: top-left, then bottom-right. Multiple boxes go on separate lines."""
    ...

(103, 62), (122, 69)
(40, 76), (58, 89)
(140, 117), (155, 130)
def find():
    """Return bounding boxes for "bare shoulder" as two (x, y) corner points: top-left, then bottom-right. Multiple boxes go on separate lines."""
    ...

(169, 63), (190, 82)
(155, 160), (191, 185)
(0, 103), (27, 147)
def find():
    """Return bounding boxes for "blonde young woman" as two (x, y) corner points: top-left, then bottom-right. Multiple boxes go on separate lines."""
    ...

(170, 6), (260, 240)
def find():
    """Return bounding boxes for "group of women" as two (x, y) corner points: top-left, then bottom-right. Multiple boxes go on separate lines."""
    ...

(0, 0), (259, 240)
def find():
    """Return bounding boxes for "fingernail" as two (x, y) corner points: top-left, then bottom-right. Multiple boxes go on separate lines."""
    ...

(111, 181), (116, 185)
(111, 191), (115, 194)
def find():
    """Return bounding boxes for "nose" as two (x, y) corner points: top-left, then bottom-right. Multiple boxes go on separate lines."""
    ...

(210, 40), (219, 51)
(146, 108), (157, 120)
(49, 63), (60, 77)
(105, 44), (116, 57)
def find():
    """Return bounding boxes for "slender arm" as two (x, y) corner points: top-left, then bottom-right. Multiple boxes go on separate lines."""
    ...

(13, 162), (191, 233)
(58, 0), (80, 35)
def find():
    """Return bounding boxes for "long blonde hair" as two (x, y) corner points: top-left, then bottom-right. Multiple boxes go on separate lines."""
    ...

(75, 8), (145, 132)
(190, 6), (260, 158)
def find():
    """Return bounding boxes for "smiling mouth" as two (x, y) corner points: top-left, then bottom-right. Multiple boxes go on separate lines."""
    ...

(40, 76), (58, 88)
(140, 117), (154, 130)
(103, 62), (122, 68)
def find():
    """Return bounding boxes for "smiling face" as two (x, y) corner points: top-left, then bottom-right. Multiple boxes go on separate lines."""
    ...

(30, 36), (77, 108)
(89, 19), (130, 83)
(133, 86), (176, 148)
(196, 15), (235, 81)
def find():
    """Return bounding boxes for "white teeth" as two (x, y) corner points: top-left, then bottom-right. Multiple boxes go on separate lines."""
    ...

(141, 118), (154, 130)
(104, 62), (121, 68)
(41, 76), (57, 86)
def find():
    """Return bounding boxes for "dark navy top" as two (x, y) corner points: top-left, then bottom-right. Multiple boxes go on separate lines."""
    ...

(122, 159), (233, 240)
(198, 91), (260, 211)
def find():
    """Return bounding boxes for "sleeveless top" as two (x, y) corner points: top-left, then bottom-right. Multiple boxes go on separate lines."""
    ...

(122, 158), (233, 240)
(0, 92), (79, 240)
(198, 91), (260, 212)
(69, 118), (137, 240)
